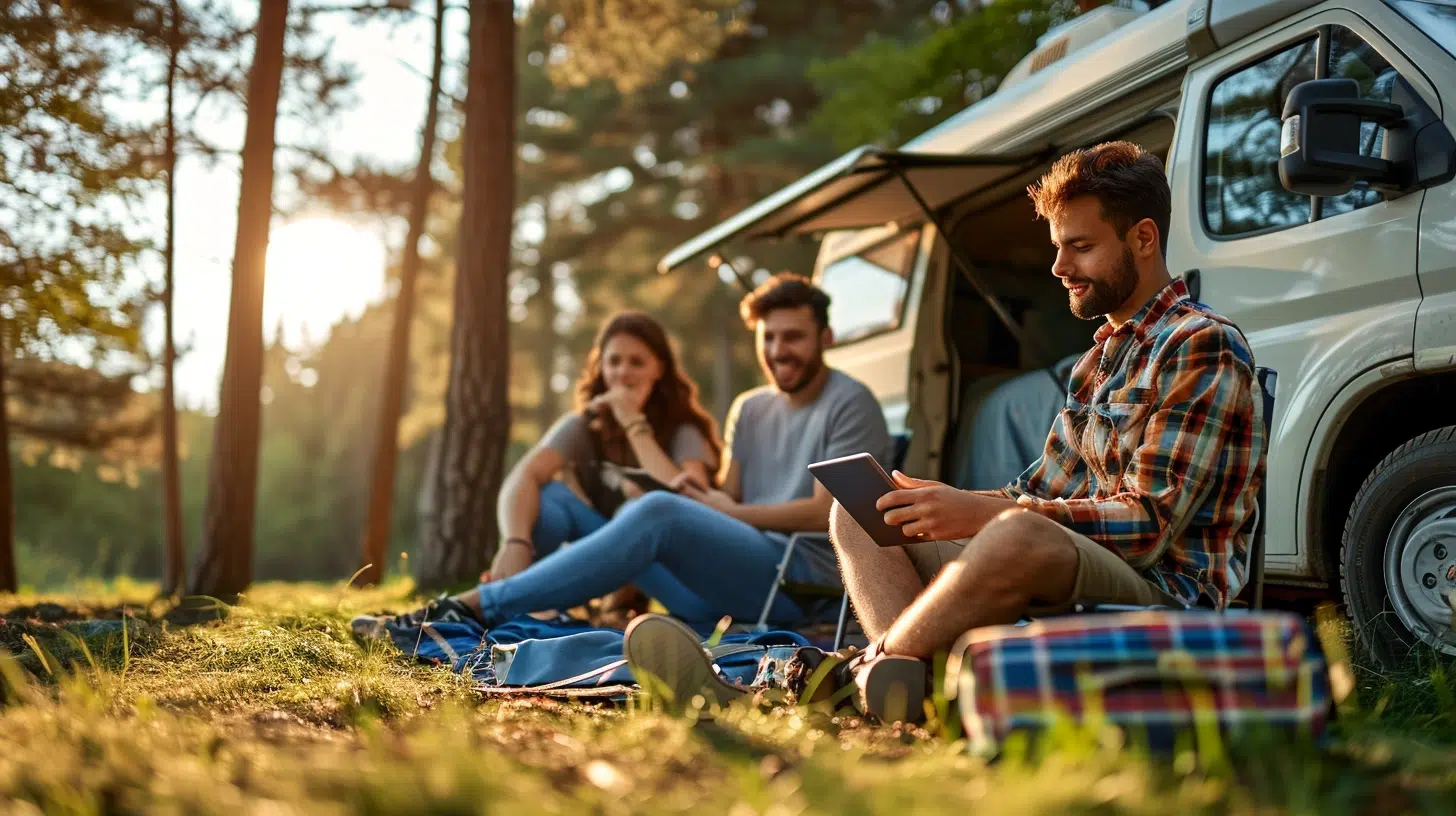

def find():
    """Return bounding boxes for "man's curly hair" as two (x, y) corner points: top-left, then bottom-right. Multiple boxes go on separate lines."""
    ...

(1027, 141), (1171, 257)
(738, 272), (831, 330)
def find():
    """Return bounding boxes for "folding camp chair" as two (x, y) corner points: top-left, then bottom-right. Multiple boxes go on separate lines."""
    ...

(754, 432), (912, 650)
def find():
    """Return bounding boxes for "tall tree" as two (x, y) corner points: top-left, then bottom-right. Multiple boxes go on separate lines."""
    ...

(160, 0), (186, 597)
(415, 0), (514, 588)
(1, 0), (168, 589)
(186, 0), (290, 601)
(0, 347), (13, 592)
(356, 0), (448, 587)
(533, 231), (559, 432)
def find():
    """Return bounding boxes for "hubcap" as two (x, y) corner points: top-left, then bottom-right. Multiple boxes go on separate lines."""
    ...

(1384, 486), (1456, 656)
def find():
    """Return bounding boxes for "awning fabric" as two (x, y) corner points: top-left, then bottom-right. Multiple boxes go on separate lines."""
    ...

(656, 146), (1045, 274)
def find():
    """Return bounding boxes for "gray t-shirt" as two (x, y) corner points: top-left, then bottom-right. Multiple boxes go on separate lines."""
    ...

(725, 369), (891, 579)
(541, 414), (715, 516)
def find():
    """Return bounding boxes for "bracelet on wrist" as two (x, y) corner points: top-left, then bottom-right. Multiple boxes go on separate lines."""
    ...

(504, 536), (534, 554)
(624, 417), (651, 436)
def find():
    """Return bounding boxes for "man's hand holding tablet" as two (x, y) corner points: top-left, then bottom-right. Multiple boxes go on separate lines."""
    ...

(876, 471), (989, 541)
(808, 453), (1007, 546)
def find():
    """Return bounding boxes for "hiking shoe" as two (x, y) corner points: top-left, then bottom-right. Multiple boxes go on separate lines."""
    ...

(623, 614), (746, 715)
(351, 595), (483, 641)
(778, 640), (927, 724)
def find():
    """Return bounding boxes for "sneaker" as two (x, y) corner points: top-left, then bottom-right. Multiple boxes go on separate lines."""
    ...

(351, 595), (483, 642)
(622, 614), (746, 715)
(849, 647), (927, 725)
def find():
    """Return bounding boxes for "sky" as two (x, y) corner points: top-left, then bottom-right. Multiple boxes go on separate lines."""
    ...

(151, 3), (472, 411)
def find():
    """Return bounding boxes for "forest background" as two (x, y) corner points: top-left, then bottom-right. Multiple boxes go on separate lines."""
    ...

(5, 0), (1097, 591)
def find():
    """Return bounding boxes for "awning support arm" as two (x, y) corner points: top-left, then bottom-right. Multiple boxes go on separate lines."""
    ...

(888, 164), (1069, 398)
(712, 246), (756, 293)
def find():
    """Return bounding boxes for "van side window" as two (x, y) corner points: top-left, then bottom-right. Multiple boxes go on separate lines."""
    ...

(1202, 27), (1402, 238)
(1203, 39), (1317, 237)
(819, 229), (920, 346)
(1322, 27), (1397, 217)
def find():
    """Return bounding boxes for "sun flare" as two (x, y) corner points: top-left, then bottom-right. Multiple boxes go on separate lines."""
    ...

(263, 217), (388, 349)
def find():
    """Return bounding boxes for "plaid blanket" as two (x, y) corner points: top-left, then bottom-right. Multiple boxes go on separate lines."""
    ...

(949, 610), (1333, 756)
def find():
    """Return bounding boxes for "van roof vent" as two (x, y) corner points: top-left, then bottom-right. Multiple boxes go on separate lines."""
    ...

(998, 2), (1148, 92)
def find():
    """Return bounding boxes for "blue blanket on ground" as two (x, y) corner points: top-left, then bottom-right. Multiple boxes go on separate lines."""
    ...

(388, 614), (810, 690)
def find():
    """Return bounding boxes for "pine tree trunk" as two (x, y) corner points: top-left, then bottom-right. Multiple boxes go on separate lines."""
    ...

(415, 0), (514, 589)
(356, 0), (446, 587)
(534, 211), (557, 431)
(186, 0), (289, 602)
(161, 0), (186, 597)
(0, 345), (15, 593)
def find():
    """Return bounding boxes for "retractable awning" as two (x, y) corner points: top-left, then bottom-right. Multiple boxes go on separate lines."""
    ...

(656, 146), (1047, 275)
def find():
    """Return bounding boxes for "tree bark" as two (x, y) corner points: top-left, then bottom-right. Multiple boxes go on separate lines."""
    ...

(0, 345), (15, 593)
(161, 0), (186, 598)
(415, 0), (514, 589)
(355, 0), (447, 587)
(186, 0), (289, 602)
(534, 205), (558, 431)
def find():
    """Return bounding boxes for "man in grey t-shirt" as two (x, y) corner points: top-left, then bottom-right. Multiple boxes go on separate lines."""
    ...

(362, 274), (889, 632)
(683, 367), (889, 584)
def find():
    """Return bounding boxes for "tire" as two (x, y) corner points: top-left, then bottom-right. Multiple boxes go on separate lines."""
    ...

(1341, 425), (1456, 666)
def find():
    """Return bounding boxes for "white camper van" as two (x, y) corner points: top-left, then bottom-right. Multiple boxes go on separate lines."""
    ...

(660, 0), (1456, 662)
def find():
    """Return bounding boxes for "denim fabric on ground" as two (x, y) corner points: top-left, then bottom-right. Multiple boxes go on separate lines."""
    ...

(384, 612), (809, 691)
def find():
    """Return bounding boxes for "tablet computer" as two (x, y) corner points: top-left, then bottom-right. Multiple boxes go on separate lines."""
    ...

(807, 453), (920, 548)
(618, 467), (676, 494)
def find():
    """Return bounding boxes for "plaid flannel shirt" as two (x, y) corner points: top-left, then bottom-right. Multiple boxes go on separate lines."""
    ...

(1002, 278), (1265, 608)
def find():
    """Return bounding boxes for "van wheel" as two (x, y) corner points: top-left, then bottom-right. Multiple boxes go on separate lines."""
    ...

(1341, 426), (1456, 665)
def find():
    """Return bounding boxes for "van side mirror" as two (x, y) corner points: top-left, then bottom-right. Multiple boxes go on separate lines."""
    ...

(1279, 75), (1456, 198)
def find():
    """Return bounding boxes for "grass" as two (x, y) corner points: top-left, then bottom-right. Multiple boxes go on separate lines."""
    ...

(1, 581), (1454, 814)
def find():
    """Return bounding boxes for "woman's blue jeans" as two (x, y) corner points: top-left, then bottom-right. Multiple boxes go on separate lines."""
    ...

(486, 483), (830, 626)
(530, 481), (610, 558)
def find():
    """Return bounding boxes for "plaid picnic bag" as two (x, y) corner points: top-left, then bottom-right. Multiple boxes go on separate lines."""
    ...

(946, 610), (1334, 756)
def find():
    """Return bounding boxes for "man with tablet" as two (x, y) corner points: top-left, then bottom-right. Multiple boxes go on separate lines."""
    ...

(810, 141), (1267, 721)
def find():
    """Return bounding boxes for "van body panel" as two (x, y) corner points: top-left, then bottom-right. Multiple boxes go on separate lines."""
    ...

(1415, 183), (1456, 368)
(1167, 4), (1431, 576)
(1205, 0), (1323, 49)
(1296, 360), (1417, 580)
(1411, 11), (1456, 373)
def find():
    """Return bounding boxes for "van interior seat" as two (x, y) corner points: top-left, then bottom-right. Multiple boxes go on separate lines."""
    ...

(947, 352), (1082, 491)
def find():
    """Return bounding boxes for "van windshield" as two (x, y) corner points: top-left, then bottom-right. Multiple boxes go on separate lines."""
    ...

(1388, 0), (1456, 58)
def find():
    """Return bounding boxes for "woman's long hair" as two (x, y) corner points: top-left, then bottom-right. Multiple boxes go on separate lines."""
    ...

(573, 311), (723, 467)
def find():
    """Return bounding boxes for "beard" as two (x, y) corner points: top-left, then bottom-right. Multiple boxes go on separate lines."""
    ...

(764, 350), (825, 394)
(1067, 247), (1140, 320)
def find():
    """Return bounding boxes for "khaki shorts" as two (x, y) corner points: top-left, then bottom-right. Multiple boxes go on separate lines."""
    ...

(902, 525), (1179, 613)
